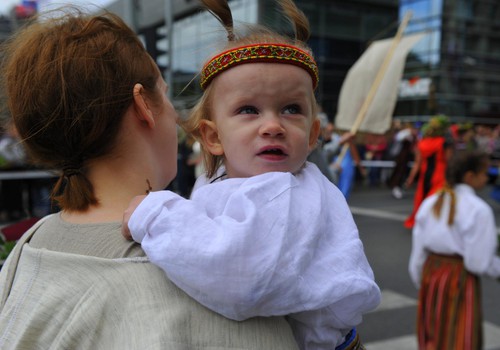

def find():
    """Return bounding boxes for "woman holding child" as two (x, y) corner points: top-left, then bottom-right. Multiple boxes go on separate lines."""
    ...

(0, 7), (299, 349)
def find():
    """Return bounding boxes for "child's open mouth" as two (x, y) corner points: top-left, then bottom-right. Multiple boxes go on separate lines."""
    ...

(259, 148), (286, 156)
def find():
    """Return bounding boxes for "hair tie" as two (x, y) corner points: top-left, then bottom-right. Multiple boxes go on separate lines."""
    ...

(63, 168), (81, 178)
(62, 163), (82, 178)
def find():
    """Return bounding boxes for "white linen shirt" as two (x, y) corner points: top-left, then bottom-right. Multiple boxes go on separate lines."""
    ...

(409, 183), (500, 288)
(129, 162), (381, 350)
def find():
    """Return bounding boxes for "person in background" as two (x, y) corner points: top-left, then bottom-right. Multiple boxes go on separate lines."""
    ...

(0, 122), (27, 222)
(386, 122), (416, 199)
(455, 123), (477, 151)
(0, 122), (55, 226)
(364, 133), (388, 187)
(404, 115), (453, 228)
(123, 0), (380, 349)
(474, 124), (495, 155)
(409, 150), (500, 350)
(187, 140), (205, 179)
(0, 9), (299, 349)
(488, 125), (500, 203)
(307, 107), (354, 184)
(330, 131), (364, 200)
(174, 128), (196, 198)
(0, 122), (26, 169)
(306, 105), (336, 182)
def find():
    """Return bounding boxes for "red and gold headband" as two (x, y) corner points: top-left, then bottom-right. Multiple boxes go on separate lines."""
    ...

(200, 43), (319, 90)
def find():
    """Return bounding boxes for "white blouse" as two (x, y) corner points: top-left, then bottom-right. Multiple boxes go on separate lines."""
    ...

(409, 183), (500, 288)
(129, 162), (381, 349)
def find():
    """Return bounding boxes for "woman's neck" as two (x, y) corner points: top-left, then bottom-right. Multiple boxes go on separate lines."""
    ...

(61, 160), (159, 224)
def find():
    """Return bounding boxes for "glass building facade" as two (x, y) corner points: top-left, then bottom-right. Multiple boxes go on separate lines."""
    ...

(397, 0), (500, 123)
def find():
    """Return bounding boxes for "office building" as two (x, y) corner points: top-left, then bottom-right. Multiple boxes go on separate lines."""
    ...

(397, 0), (500, 124)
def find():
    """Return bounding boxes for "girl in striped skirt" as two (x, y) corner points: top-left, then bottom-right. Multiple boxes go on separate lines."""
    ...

(409, 149), (500, 350)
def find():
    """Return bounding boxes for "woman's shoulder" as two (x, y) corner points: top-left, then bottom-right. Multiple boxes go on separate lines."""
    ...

(28, 213), (145, 259)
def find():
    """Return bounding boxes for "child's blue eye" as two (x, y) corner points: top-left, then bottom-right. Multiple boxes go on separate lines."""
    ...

(238, 106), (258, 114)
(283, 105), (301, 114)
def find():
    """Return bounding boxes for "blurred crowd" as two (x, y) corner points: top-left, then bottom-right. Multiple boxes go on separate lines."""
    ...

(2, 110), (500, 224)
(309, 114), (500, 201)
(0, 122), (56, 223)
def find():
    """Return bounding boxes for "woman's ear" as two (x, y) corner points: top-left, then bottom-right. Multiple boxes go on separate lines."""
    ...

(133, 83), (155, 128)
(308, 118), (321, 151)
(199, 120), (224, 156)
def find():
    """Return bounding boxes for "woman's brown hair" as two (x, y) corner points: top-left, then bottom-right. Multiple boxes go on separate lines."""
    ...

(181, 0), (317, 178)
(1, 9), (160, 211)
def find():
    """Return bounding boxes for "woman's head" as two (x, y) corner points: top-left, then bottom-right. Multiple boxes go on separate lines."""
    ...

(1, 9), (164, 211)
(183, 0), (319, 178)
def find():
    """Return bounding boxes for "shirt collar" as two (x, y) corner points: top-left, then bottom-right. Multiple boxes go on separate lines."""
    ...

(455, 183), (475, 194)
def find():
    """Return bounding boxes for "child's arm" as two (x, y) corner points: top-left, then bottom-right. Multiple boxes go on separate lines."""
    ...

(127, 166), (380, 328)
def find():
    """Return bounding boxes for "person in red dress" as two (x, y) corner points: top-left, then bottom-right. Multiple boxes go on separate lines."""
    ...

(404, 116), (454, 228)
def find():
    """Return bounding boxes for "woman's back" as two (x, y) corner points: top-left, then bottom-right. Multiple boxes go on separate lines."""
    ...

(0, 216), (298, 350)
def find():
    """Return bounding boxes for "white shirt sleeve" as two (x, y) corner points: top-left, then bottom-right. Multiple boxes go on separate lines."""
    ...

(129, 163), (381, 348)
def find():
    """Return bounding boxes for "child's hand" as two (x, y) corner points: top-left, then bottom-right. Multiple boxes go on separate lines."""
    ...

(122, 195), (147, 241)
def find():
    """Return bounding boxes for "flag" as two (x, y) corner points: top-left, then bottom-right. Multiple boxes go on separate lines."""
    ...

(334, 33), (425, 134)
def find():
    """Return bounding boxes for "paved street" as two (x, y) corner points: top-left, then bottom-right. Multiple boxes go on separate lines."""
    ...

(2, 179), (500, 348)
(348, 182), (500, 349)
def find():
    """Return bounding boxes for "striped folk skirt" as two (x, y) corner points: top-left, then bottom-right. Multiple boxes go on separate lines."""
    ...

(417, 253), (482, 350)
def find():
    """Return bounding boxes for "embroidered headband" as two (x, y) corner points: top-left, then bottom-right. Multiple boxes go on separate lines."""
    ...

(200, 43), (319, 90)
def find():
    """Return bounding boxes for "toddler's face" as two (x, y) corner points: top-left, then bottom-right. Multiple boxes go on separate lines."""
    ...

(202, 62), (319, 178)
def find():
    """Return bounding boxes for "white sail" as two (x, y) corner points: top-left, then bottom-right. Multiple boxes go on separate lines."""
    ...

(334, 32), (425, 134)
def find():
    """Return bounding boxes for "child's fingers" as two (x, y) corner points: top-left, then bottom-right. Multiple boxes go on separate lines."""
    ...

(121, 222), (133, 240)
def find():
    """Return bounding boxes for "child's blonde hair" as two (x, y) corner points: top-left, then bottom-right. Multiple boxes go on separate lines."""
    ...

(182, 0), (318, 178)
